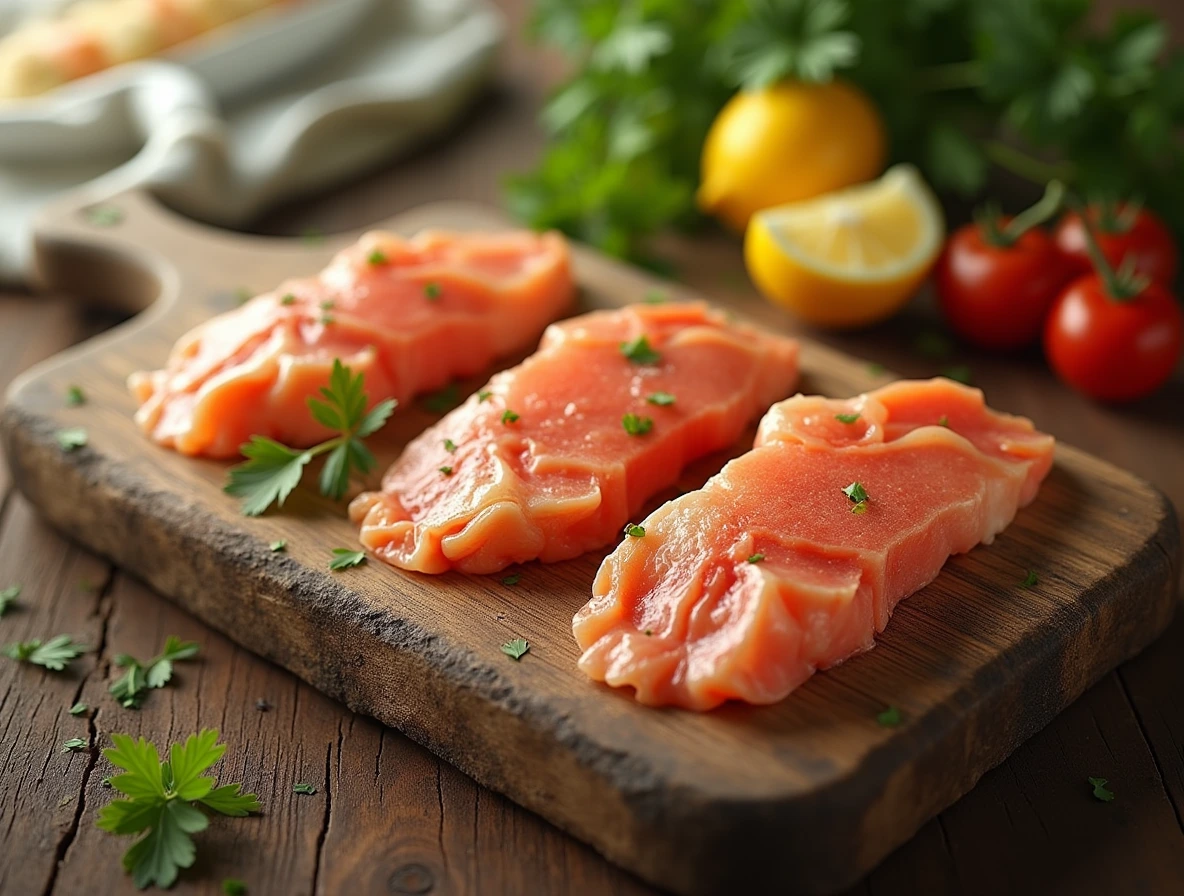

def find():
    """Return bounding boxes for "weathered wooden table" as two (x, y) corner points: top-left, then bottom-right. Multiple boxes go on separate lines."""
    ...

(3, 3), (1183, 893)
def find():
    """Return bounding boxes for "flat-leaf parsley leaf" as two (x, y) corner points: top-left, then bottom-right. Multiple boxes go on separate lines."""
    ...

(5, 635), (88, 671)
(0, 583), (19, 615)
(110, 636), (200, 709)
(622, 413), (653, 436)
(501, 638), (529, 661)
(1088, 776), (1115, 802)
(328, 549), (366, 571)
(620, 335), (661, 365)
(625, 524), (646, 537)
(56, 427), (88, 451)
(62, 737), (88, 753)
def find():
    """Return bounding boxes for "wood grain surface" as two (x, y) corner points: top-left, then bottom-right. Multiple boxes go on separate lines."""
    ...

(1, 189), (1177, 896)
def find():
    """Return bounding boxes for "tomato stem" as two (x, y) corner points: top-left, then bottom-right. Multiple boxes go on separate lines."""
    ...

(976, 181), (1064, 248)
(1065, 194), (1149, 303)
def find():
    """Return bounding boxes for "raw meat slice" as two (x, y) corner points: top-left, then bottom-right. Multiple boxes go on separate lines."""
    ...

(574, 378), (1055, 710)
(350, 303), (800, 575)
(129, 229), (574, 457)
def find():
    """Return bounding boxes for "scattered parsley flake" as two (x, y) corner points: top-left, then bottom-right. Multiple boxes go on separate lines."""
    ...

(96, 730), (261, 889)
(842, 482), (869, 504)
(424, 282), (442, 300)
(85, 205), (123, 227)
(1088, 776), (1115, 802)
(620, 335), (661, 365)
(319, 314), (335, 325)
(938, 415), (950, 427)
(319, 300), (335, 310)
(223, 880), (249, 896)
(56, 427), (88, 451)
(0, 583), (20, 616)
(851, 501), (870, 515)
(69, 702), (88, 715)
(367, 249), (388, 265)
(477, 389), (493, 402)
(65, 385), (86, 406)
(501, 573), (521, 586)
(328, 549), (366, 571)
(877, 706), (902, 727)
(646, 391), (676, 406)
(643, 290), (667, 304)
(422, 383), (462, 413)
(747, 553), (765, 564)
(293, 783), (318, 795)
(225, 360), (396, 514)
(439, 466), (454, 476)
(269, 540), (287, 553)
(110, 636), (200, 709)
(443, 438), (457, 452)
(835, 413), (861, 424)
(501, 638), (529, 660)
(280, 293), (296, 306)
(1020, 570), (1039, 588)
(625, 524), (646, 538)
(622, 413), (653, 436)
(4, 635), (88, 671)
(501, 409), (520, 425)
(62, 737), (88, 753)
(942, 364), (973, 385)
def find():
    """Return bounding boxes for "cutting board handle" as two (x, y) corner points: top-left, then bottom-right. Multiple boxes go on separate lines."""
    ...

(31, 188), (336, 315)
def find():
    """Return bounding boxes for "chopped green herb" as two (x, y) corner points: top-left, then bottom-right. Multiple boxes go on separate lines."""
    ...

(65, 385), (86, 406)
(269, 540), (287, 553)
(842, 482), (869, 504)
(501, 638), (529, 660)
(622, 413), (653, 436)
(747, 553), (765, 564)
(835, 413), (861, 424)
(620, 335), (661, 365)
(423, 282), (442, 300)
(56, 427), (88, 451)
(69, 702), (88, 715)
(110, 636), (200, 709)
(293, 783), (317, 795)
(96, 729), (261, 889)
(367, 249), (387, 265)
(501, 409), (520, 425)
(477, 389), (493, 402)
(85, 205), (123, 227)
(913, 331), (954, 360)
(0, 583), (19, 616)
(280, 293), (296, 306)
(1088, 776), (1115, 802)
(1020, 570), (1039, 588)
(319, 314), (335, 325)
(319, 300), (335, 310)
(223, 879), (249, 896)
(225, 359), (396, 514)
(439, 466), (454, 476)
(62, 737), (88, 753)
(851, 501), (870, 515)
(328, 549), (366, 571)
(646, 391), (676, 406)
(4, 635), (88, 671)
(938, 415), (950, 427)
(643, 290), (667, 304)
(625, 524), (646, 538)
(942, 365), (974, 385)
(422, 383), (462, 413)
(876, 706), (902, 727)
(501, 573), (521, 586)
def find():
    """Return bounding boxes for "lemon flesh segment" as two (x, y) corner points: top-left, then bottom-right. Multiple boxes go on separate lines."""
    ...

(745, 166), (945, 328)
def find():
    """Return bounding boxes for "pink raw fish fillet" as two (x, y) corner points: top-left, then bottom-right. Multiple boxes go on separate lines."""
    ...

(350, 303), (799, 574)
(573, 378), (1055, 710)
(129, 229), (574, 457)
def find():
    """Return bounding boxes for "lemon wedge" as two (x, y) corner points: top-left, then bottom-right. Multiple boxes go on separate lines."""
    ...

(745, 165), (944, 328)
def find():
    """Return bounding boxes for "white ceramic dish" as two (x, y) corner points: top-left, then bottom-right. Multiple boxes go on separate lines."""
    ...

(0, 0), (375, 144)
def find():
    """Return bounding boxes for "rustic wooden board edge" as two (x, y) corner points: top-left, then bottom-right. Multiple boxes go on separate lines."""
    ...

(2, 194), (1180, 895)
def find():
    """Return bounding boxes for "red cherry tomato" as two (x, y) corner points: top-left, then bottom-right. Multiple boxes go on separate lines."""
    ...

(1044, 274), (1182, 402)
(936, 222), (1074, 351)
(1055, 205), (1179, 286)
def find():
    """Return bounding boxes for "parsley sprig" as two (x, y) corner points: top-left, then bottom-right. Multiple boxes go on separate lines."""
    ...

(224, 360), (396, 516)
(110, 636), (200, 709)
(5, 635), (88, 671)
(96, 730), (260, 890)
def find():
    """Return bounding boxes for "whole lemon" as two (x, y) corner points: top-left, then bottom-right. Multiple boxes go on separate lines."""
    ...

(697, 80), (887, 232)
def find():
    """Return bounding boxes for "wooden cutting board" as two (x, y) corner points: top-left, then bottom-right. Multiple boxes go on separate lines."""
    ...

(3, 192), (1178, 896)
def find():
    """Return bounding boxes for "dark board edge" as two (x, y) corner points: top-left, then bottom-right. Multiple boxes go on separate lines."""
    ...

(4, 391), (1179, 895)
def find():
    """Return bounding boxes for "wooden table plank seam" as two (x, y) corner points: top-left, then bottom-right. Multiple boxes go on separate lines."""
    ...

(1115, 667), (1184, 836)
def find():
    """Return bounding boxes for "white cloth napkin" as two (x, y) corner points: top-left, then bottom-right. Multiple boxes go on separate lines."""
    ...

(0, 0), (503, 283)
